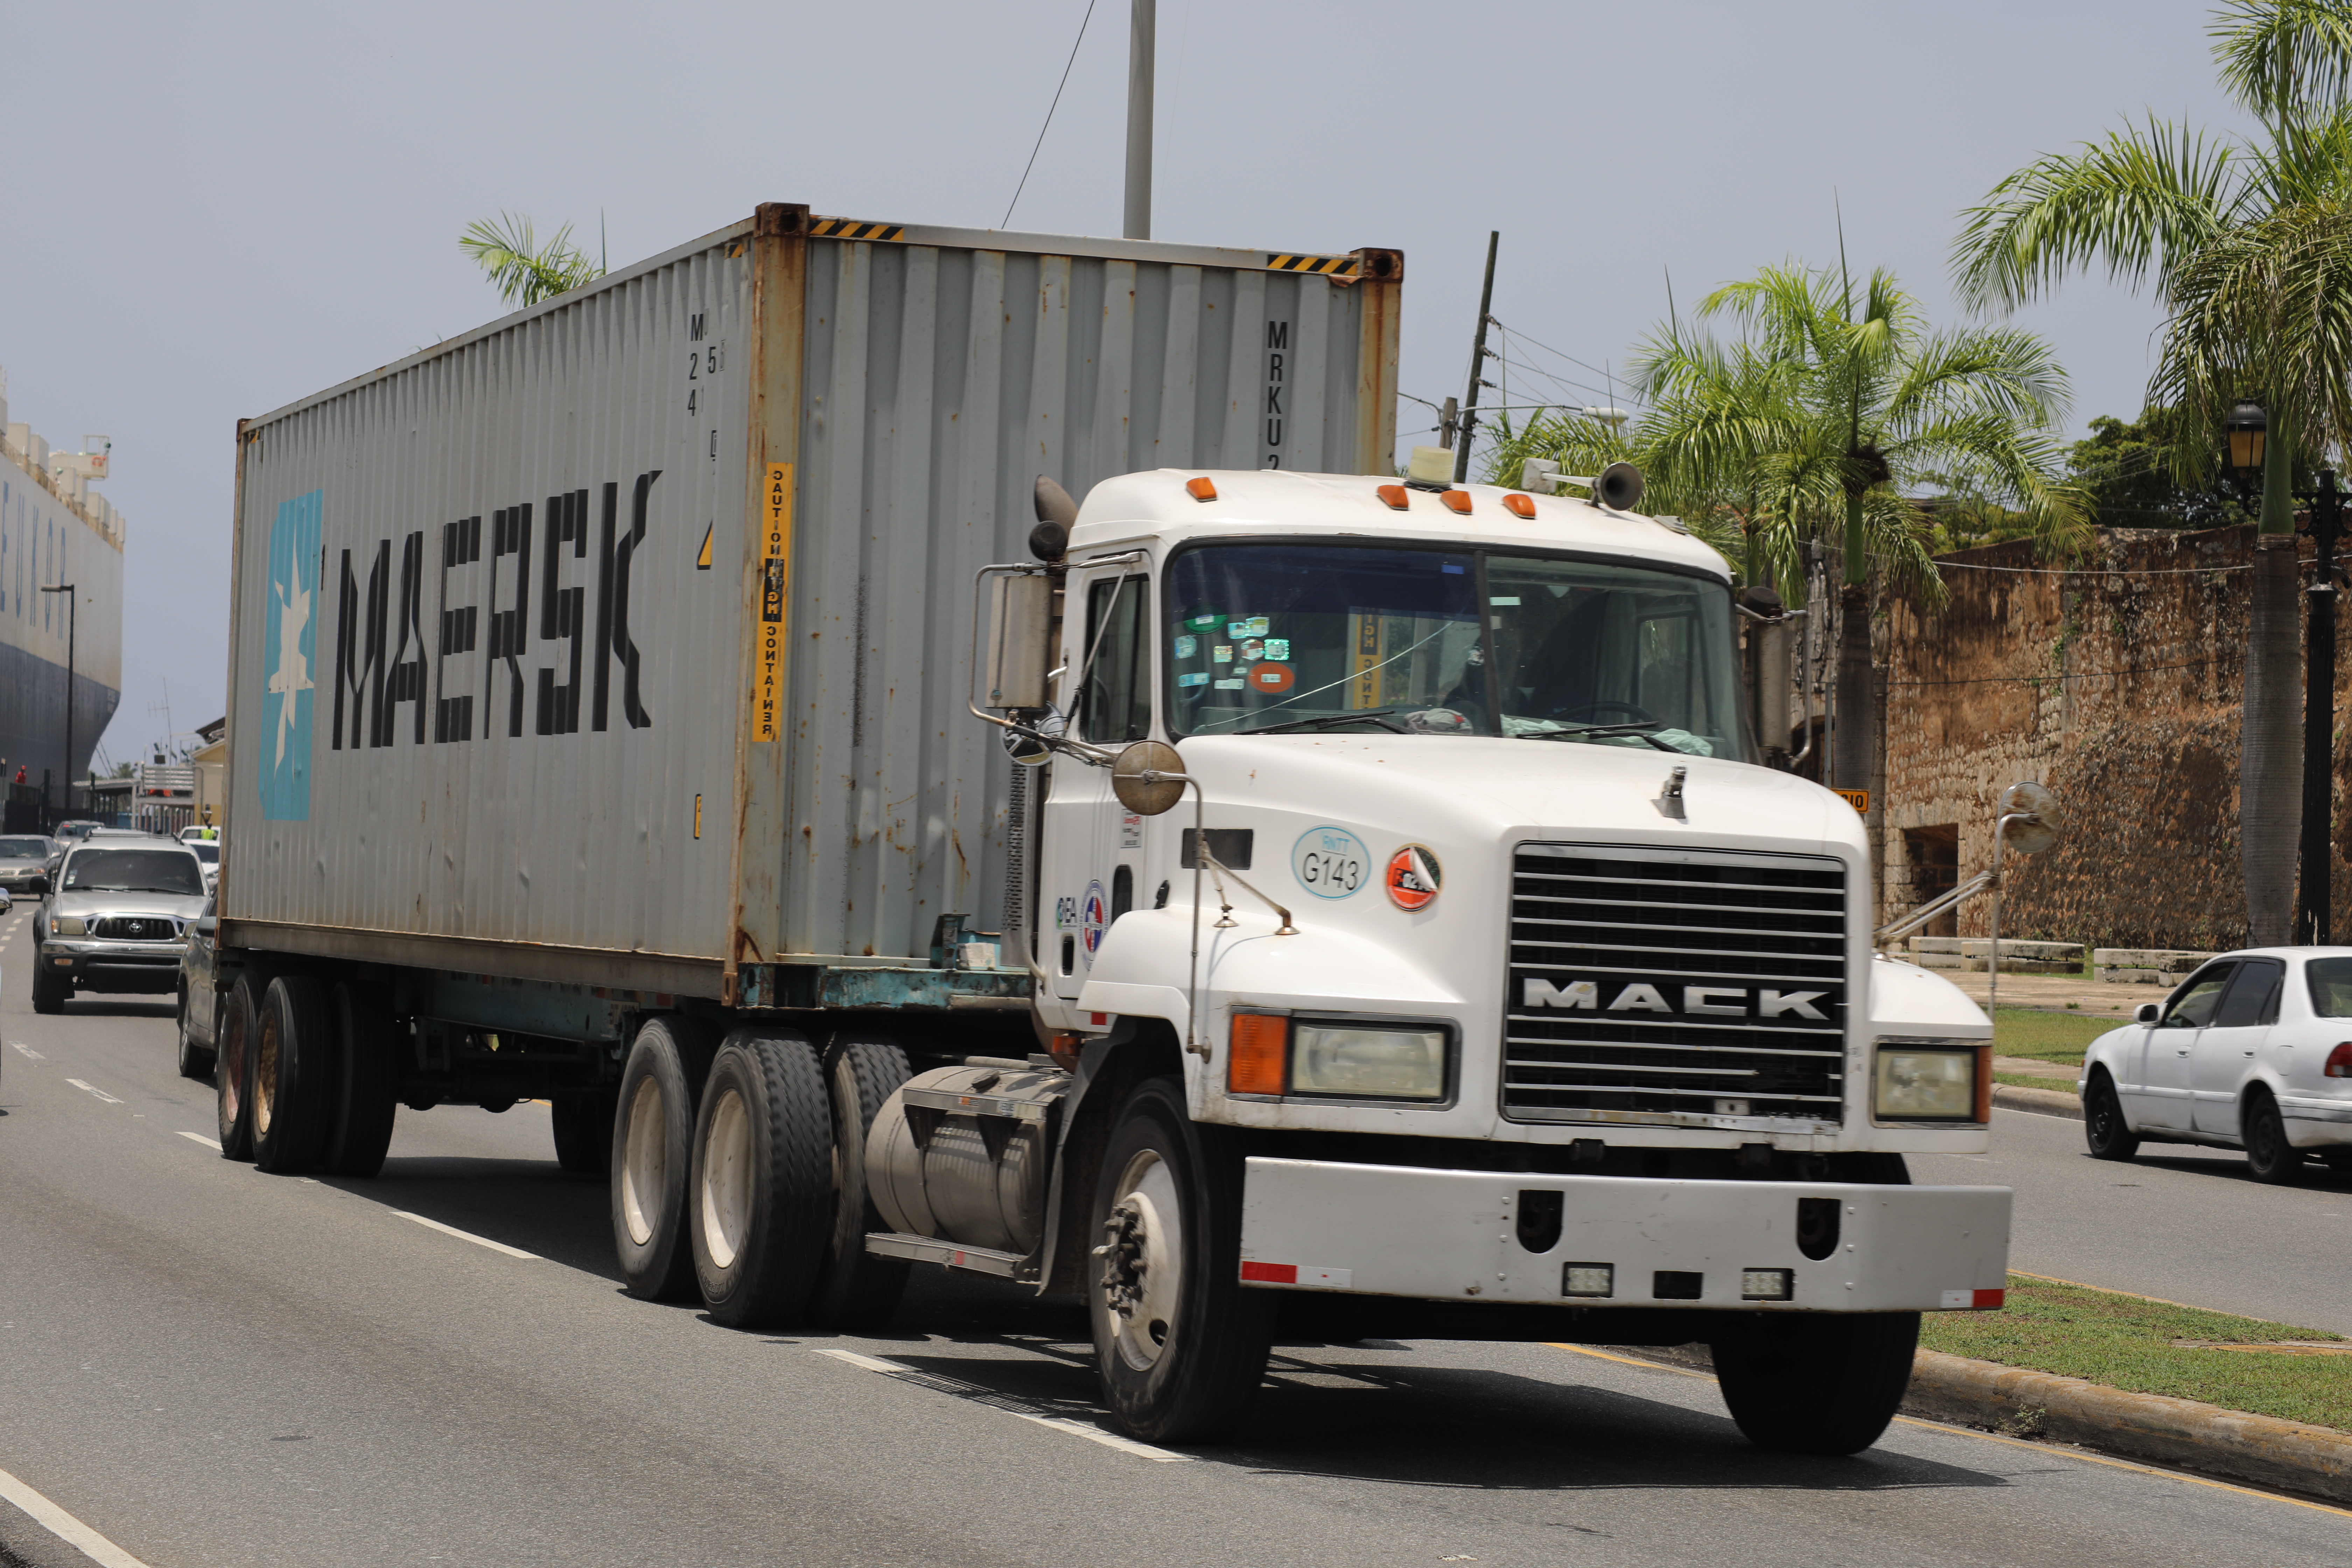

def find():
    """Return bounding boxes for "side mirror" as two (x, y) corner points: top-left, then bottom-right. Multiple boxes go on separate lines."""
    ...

(984, 572), (1054, 710)
(1111, 741), (1187, 816)
(2135, 1003), (2161, 1025)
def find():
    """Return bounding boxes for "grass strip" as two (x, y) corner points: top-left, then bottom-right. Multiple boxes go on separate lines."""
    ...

(1991, 1007), (2113, 1067)
(1992, 1070), (2076, 1092)
(1918, 1273), (2352, 1432)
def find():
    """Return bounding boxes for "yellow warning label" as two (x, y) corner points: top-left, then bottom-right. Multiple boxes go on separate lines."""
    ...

(1836, 788), (1870, 815)
(751, 463), (791, 743)
(1351, 612), (1384, 708)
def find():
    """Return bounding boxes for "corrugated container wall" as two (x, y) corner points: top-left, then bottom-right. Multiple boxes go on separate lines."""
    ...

(224, 205), (1401, 996)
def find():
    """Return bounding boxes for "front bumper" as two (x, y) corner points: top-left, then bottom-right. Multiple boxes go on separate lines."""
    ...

(38, 941), (186, 992)
(1237, 1157), (2011, 1313)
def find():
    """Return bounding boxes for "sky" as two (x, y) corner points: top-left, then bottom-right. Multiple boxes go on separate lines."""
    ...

(0, 0), (2247, 767)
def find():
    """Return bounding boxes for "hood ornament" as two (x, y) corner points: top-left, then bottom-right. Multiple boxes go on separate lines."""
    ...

(1653, 765), (1688, 821)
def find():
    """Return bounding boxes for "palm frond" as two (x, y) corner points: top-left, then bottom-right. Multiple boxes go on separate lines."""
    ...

(2212, 0), (2352, 125)
(460, 211), (605, 308)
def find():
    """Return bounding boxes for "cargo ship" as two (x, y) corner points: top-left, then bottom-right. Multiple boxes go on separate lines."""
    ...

(0, 370), (125, 819)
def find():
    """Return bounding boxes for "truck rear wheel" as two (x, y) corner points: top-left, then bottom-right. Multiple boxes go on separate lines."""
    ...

(1710, 1311), (1920, 1455)
(215, 976), (261, 1161)
(611, 1016), (718, 1301)
(1087, 1077), (1273, 1444)
(804, 1034), (913, 1329)
(553, 1090), (618, 1177)
(322, 982), (399, 1178)
(690, 1030), (833, 1328)
(252, 976), (335, 1175)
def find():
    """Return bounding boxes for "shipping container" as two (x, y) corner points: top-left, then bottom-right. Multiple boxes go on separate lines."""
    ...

(220, 204), (1402, 1005)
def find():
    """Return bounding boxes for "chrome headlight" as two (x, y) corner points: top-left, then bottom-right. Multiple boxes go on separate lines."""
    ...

(1873, 1041), (1986, 1122)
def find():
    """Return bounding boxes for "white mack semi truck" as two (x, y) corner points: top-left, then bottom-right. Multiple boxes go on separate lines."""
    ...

(200, 202), (2008, 1460)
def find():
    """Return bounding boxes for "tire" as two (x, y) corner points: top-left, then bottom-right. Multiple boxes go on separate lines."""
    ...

(176, 985), (215, 1081)
(215, 975), (261, 1161)
(610, 1015), (719, 1301)
(322, 982), (399, 1178)
(1712, 1311), (1922, 1455)
(2243, 1090), (2303, 1184)
(252, 975), (335, 1175)
(552, 1089), (618, 1177)
(1088, 1077), (1273, 1444)
(29, 964), (64, 1014)
(689, 1030), (834, 1329)
(804, 1034), (914, 1329)
(2083, 1071), (2139, 1162)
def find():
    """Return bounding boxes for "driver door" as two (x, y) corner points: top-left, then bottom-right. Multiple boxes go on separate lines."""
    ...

(1040, 566), (1155, 1004)
(2128, 960), (2236, 1132)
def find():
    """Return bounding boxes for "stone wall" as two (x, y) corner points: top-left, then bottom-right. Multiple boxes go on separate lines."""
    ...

(1876, 524), (2351, 949)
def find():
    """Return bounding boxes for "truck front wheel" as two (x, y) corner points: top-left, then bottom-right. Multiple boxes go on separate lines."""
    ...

(1087, 1078), (1273, 1444)
(611, 1016), (718, 1301)
(1711, 1311), (1920, 1455)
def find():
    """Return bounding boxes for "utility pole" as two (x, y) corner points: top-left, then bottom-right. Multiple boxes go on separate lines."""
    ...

(1123, 0), (1154, 241)
(1453, 231), (1499, 486)
(2299, 471), (2341, 944)
(40, 583), (74, 823)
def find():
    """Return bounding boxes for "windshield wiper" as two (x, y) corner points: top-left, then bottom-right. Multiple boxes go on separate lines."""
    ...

(1241, 708), (1408, 736)
(1522, 721), (1677, 753)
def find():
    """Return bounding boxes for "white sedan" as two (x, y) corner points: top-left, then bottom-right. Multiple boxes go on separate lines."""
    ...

(2081, 947), (2352, 1182)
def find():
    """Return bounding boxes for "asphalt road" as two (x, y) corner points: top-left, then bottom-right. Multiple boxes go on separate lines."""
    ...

(2, 914), (2347, 1565)
(1916, 1107), (2352, 1336)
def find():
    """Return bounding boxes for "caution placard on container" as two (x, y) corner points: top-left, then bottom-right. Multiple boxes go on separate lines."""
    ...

(1835, 788), (1870, 815)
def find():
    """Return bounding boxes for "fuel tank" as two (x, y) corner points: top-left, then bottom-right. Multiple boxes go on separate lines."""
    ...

(865, 1063), (1071, 1256)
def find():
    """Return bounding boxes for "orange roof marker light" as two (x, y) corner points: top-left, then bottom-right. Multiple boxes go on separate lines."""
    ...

(1502, 493), (1536, 520)
(1438, 490), (1472, 514)
(1185, 476), (1219, 502)
(1375, 484), (1410, 511)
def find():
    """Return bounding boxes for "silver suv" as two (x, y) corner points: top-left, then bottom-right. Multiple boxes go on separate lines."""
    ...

(34, 839), (208, 1014)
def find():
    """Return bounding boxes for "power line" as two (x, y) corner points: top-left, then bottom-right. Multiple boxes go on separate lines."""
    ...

(1002, 0), (1099, 230)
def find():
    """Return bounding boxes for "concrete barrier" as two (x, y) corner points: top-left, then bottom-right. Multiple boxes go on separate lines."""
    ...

(1911, 937), (2084, 974)
(2093, 948), (2211, 986)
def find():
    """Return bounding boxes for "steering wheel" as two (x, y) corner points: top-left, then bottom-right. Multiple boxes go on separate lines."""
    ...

(1558, 701), (1657, 725)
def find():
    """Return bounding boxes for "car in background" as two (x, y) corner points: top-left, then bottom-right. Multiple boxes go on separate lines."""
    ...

(33, 839), (208, 1014)
(0, 835), (55, 896)
(52, 820), (103, 842)
(179, 826), (221, 845)
(176, 894), (219, 1078)
(2081, 947), (2352, 1183)
(185, 836), (220, 896)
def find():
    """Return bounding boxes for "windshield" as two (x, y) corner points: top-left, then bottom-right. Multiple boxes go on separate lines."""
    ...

(0, 837), (47, 858)
(1164, 543), (1750, 758)
(62, 848), (206, 896)
(189, 842), (220, 864)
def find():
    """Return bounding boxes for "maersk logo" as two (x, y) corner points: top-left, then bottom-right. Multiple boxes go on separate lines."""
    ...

(1521, 978), (1829, 1021)
(259, 490), (322, 821)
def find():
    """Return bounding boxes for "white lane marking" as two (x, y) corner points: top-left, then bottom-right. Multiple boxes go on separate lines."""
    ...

(0, 1464), (156, 1568)
(65, 1079), (123, 1105)
(810, 1348), (1191, 1462)
(9, 1042), (41, 1060)
(176, 1131), (223, 1150)
(391, 1211), (537, 1259)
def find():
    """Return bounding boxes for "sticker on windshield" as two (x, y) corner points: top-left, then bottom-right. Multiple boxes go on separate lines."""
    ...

(1174, 634), (1198, 659)
(1214, 677), (1244, 690)
(1264, 638), (1290, 660)
(1228, 616), (1269, 638)
(1187, 611), (1222, 631)
(1178, 672), (1209, 687)
(1293, 827), (1368, 899)
(1238, 638), (1265, 661)
(1248, 662), (1295, 694)
(1213, 644), (1233, 663)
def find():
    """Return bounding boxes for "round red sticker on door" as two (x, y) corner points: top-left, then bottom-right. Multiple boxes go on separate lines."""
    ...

(1247, 661), (1296, 693)
(1384, 844), (1442, 911)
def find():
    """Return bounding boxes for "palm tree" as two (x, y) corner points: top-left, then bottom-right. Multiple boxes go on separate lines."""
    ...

(1496, 264), (2085, 794)
(1951, 0), (2352, 944)
(460, 213), (604, 308)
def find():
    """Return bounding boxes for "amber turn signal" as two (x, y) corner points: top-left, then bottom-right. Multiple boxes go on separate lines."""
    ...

(1049, 1031), (1084, 1072)
(1502, 493), (1536, 519)
(1185, 476), (1219, 502)
(1228, 1013), (1289, 1096)
(1439, 490), (1472, 514)
(1375, 484), (1409, 511)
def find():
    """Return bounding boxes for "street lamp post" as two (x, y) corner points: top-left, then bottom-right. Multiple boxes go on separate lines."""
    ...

(39, 583), (75, 824)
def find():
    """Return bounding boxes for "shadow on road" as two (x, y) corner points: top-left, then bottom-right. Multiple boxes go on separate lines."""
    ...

(316, 1154), (620, 1281)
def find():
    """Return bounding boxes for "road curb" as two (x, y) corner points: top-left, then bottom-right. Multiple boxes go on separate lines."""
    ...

(1630, 1344), (2352, 1504)
(1992, 1082), (2082, 1120)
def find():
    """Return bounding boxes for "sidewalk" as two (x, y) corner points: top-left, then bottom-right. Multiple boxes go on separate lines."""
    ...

(1935, 969), (2171, 1015)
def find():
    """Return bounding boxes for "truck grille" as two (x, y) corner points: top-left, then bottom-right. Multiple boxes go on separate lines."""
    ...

(1503, 843), (1847, 1126)
(93, 916), (182, 941)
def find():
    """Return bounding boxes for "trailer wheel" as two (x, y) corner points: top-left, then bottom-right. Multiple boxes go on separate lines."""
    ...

(214, 976), (261, 1161)
(252, 976), (335, 1175)
(553, 1089), (618, 1177)
(1710, 1311), (1921, 1455)
(176, 986), (214, 1081)
(689, 1030), (833, 1328)
(804, 1034), (913, 1329)
(1087, 1077), (1273, 1443)
(322, 982), (399, 1178)
(611, 1016), (719, 1301)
